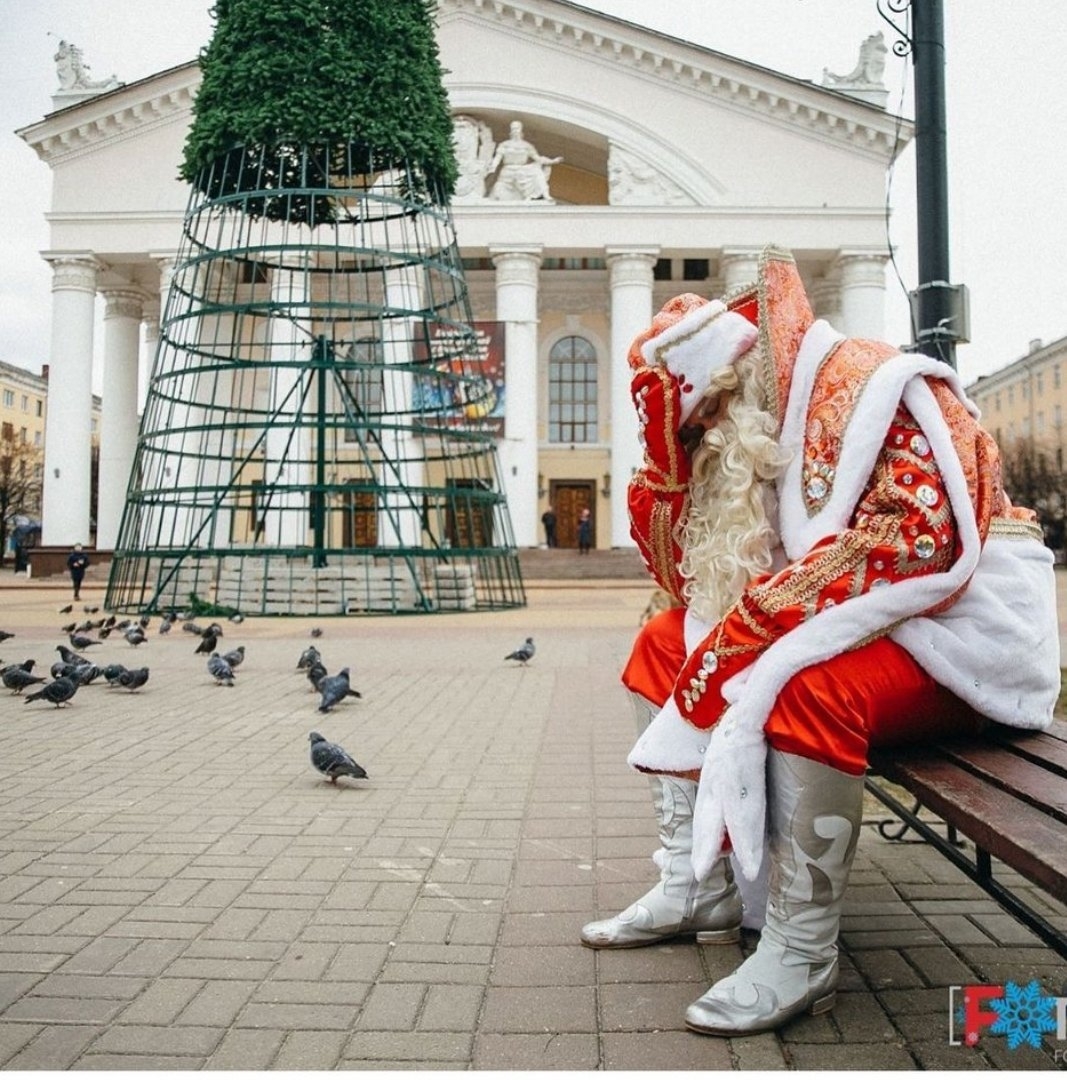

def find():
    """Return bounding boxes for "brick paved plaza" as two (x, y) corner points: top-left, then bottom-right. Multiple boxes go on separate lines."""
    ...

(0, 574), (1064, 1070)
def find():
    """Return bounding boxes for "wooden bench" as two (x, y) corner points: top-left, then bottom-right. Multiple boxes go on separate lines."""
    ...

(865, 718), (1067, 960)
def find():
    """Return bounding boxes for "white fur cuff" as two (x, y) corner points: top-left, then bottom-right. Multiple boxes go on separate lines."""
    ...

(627, 695), (709, 774)
(640, 301), (758, 423)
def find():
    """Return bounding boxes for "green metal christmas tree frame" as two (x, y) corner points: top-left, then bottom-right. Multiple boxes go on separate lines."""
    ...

(106, 0), (525, 616)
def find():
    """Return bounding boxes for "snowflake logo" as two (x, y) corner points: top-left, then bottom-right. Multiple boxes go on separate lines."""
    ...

(989, 980), (1057, 1050)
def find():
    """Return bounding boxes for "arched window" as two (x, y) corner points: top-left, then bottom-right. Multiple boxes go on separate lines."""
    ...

(548, 335), (598, 443)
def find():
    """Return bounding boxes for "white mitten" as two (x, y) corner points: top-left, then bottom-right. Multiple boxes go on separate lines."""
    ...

(691, 708), (768, 882)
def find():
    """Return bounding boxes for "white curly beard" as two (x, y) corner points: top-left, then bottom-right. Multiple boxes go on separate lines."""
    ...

(678, 358), (789, 625)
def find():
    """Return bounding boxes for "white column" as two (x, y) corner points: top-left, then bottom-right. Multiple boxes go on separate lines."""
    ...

(810, 268), (843, 332)
(490, 245), (542, 548)
(380, 267), (424, 547)
(837, 253), (888, 339)
(97, 288), (146, 549)
(719, 249), (762, 296)
(41, 255), (100, 546)
(606, 248), (658, 548)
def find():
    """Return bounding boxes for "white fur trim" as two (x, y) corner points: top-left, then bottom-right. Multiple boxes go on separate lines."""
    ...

(891, 534), (1058, 729)
(777, 328), (980, 560)
(627, 695), (709, 773)
(640, 301), (758, 424)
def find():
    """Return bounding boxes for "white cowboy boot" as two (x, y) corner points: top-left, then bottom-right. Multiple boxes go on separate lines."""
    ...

(580, 694), (742, 949)
(685, 750), (863, 1035)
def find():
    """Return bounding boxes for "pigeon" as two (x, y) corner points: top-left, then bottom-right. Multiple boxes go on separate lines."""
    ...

(310, 627), (323, 638)
(0, 630), (14, 643)
(182, 621), (203, 635)
(102, 663), (129, 686)
(221, 645), (245, 670)
(159, 617), (173, 635)
(308, 731), (367, 784)
(207, 652), (235, 686)
(58, 604), (73, 614)
(69, 633), (100, 650)
(138, 615), (151, 629)
(25, 677), (77, 707)
(98, 626), (113, 639)
(83, 605), (100, 614)
(195, 632), (218, 655)
(2, 667), (45, 694)
(505, 637), (536, 665)
(228, 612), (244, 624)
(306, 660), (329, 692)
(124, 626), (147, 647)
(60, 622), (76, 633)
(297, 645), (321, 671)
(317, 667), (361, 713)
(51, 660), (75, 679)
(69, 663), (101, 687)
(205, 622), (223, 638)
(57, 644), (90, 666)
(117, 667), (150, 692)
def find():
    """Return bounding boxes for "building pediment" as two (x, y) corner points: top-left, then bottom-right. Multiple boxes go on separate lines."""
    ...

(437, 0), (908, 161)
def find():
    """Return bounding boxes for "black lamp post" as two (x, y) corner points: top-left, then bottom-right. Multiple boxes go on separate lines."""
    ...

(880, 0), (969, 370)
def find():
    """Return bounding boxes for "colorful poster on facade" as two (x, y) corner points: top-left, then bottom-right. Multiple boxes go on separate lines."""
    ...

(413, 322), (505, 436)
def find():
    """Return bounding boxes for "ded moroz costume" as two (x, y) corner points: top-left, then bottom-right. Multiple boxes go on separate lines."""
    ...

(581, 247), (1059, 1036)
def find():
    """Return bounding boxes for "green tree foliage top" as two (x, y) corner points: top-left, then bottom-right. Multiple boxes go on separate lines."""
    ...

(181, 0), (458, 197)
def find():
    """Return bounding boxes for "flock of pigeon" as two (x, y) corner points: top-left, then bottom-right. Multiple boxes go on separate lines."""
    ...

(2, 613), (536, 788)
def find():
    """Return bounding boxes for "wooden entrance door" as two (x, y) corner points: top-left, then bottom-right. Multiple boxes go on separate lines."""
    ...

(551, 480), (595, 549)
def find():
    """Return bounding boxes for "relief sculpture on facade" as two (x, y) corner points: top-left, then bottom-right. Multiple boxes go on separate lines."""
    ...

(452, 116), (562, 203)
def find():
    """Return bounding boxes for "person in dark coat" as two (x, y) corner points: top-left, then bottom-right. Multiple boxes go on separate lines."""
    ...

(540, 505), (557, 548)
(67, 544), (90, 600)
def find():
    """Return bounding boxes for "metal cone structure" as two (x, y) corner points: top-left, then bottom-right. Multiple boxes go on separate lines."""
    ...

(106, 143), (525, 615)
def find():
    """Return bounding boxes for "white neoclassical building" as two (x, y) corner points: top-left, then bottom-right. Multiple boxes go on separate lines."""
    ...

(18, 2), (906, 553)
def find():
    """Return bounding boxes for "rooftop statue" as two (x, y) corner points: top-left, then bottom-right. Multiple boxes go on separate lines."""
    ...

(53, 39), (121, 94)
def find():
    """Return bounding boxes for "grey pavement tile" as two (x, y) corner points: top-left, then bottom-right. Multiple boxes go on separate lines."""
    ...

(203, 1027), (286, 1070)
(236, 1002), (358, 1029)
(273, 1029), (347, 1070)
(0, 1021), (43, 1066)
(598, 981), (701, 1033)
(0, 972), (46, 1011)
(354, 983), (426, 1030)
(71, 1052), (208, 1069)
(848, 948), (925, 991)
(252, 979), (370, 1006)
(106, 938), (187, 977)
(3, 1025), (106, 1069)
(480, 985), (597, 1034)
(115, 978), (203, 1025)
(2, 995), (126, 1027)
(603, 1029), (734, 1070)
(174, 979), (259, 1026)
(341, 1030), (472, 1062)
(489, 945), (596, 987)
(594, 941), (709, 984)
(473, 1032), (600, 1070)
(499, 912), (588, 946)
(787, 1041), (918, 1069)
(728, 1030), (791, 1070)
(418, 984), (483, 1031)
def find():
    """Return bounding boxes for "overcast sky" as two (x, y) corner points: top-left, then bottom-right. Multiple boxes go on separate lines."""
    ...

(1, 1), (1065, 389)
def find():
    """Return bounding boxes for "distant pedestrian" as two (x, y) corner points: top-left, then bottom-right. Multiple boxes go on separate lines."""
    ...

(577, 507), (592, 555)
(66, 544), (89, 601)
(541, 505), (558, 548)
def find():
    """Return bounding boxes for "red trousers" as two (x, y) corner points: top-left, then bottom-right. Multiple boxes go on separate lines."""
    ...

(623, 608), (985, 776)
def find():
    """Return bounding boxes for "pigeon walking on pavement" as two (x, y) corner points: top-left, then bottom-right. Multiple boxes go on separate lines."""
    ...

(194, 631), (218, 655)
(221, 645), (245, 670)
(308, 731), (367, 784)
(316, 667), (361, 713)
(297, 645), (321, 671)
(0, 630), (15, 643)
(69, 633), (100, 650)
(25, 677), (77, 708)
(505, 637), (536, 665)
(124, 626), (147, 647)
(117, 667), (150, 692)
(207, 653), (235, 686)
(102, 663), (129, 687)
(2, 667), (45, 694)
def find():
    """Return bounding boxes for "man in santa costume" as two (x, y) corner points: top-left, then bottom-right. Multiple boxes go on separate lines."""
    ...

(579, 247), (1059, 1036)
